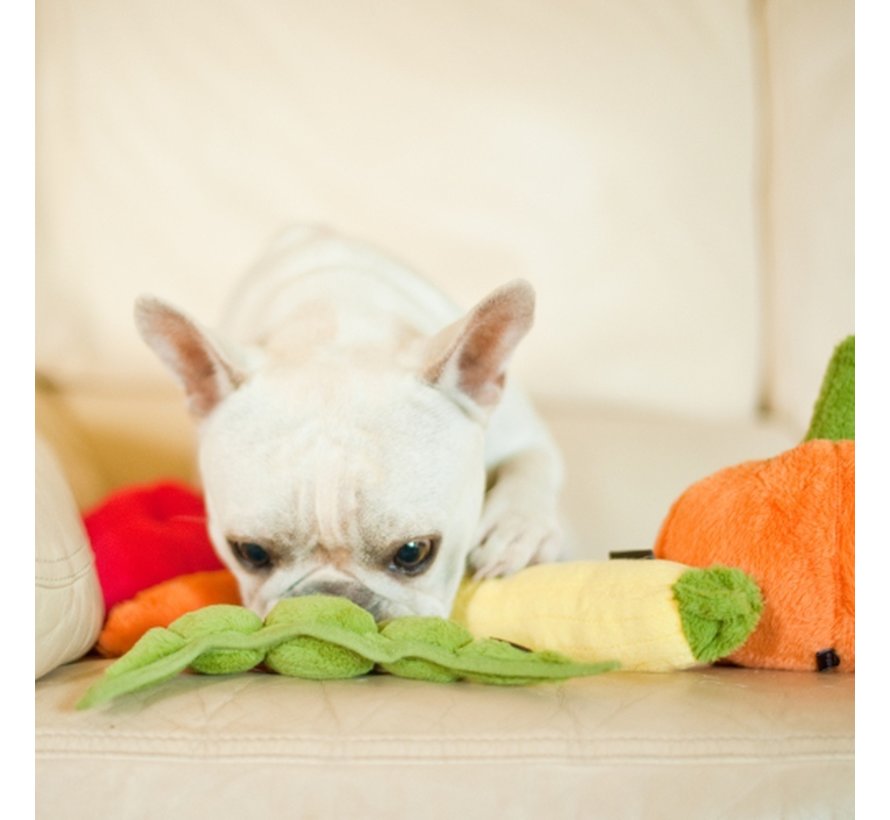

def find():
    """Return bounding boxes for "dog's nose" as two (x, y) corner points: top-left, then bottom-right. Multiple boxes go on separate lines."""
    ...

(291, 580), (380, 616)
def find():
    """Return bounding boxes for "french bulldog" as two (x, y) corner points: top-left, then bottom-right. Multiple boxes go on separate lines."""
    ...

(135, 225), (564, 620)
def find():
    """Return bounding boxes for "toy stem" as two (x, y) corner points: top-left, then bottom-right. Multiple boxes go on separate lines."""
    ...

(804, 335), (854, 442)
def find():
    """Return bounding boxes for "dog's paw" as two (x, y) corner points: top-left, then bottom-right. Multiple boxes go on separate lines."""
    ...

(468, 498), (563, 580)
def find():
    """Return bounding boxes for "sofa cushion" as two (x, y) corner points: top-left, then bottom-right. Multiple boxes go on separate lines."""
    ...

(36, 659), (853, 819)
(37, 0), (763, 420)
(760, 0), (854, 432)
(35, 436), (104, 679)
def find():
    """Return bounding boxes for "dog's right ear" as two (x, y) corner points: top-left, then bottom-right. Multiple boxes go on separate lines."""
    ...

(421, 279), (535, 415)
(134, 297), (247, 418)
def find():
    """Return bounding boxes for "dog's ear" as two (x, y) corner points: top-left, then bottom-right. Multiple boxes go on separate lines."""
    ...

(422, 279), (535, 412)
(134, 297), (247, 418)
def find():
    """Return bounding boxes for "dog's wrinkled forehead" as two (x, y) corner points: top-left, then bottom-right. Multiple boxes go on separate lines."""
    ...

(198, 364), (485, 543)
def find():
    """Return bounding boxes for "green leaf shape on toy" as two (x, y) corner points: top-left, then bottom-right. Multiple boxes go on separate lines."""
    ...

(457, 640), (573, 686)
(377, 617), (475, 682)
(672, 566), (764, 664)
(103, 627), (188, 680)
(77, 596), (618, 708)
(804, 335), (854, 442)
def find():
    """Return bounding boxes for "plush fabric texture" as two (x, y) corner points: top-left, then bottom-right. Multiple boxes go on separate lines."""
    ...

(83, 481), (222, 611)
(453, 560), (761, 672)
(94, 559), (762, 677)
(78, 597), (618, 708)
(263, 597), (380, 680)
(97, 569), (240, 657)
(655, 441), (854, 671)
(160, 598), (265, 675)
(654, 336), (855, 672)
(453, 560), (698, 671)
(672, 566), (766, 665)
(378, 617), (476, 682)
(804, 336), (854, 442)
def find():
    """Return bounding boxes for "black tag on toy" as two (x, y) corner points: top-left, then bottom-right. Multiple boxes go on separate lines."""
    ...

(816, 648), (841, 671)
(609, 550), (654, 560)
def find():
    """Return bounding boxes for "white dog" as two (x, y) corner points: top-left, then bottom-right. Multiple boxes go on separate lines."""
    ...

(136, 226), (564, 620)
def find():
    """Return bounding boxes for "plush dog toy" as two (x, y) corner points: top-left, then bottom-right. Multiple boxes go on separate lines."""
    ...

(84, 482), (223, 612)
(654, 336), (855, 672)
(78, 596), (621, 708)
(79, 559), (764, 708)
(92, 555), (762, 668)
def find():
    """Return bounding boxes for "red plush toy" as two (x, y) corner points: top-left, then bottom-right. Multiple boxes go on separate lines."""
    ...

(84, 481), (224, 612)
(84, 481), (241, 656)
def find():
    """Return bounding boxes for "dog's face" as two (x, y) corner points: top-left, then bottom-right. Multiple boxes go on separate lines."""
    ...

(198, 365), (487, 618)
(136, 280), (533, 619)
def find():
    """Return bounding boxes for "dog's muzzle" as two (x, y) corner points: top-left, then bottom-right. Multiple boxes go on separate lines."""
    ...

(288, 579), (384, 619)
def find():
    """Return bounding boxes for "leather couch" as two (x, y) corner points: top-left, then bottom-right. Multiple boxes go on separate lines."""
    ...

(35, 1), (854, 817)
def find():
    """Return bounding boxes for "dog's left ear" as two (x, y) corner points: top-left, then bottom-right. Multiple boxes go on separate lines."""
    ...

(422, 279), (535, 412)
(135, 296), (249, 418)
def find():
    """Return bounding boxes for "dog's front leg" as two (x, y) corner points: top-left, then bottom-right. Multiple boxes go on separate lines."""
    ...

(469, 445), (565, 579)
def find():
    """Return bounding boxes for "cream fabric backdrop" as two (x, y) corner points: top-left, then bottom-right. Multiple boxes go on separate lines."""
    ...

(37, 0), (763, 419)
(761, 0), (854, 433)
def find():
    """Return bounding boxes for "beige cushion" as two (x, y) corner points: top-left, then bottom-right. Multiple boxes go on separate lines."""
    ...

(35, 436), (104, 679)
(762, 0), (855, 432)
(36, 659), (854, 819)
(35, 380), (199, 506)
(36, 377), (115, 511)
(37, 0), (764, 420)
(545, 401), (795, 557)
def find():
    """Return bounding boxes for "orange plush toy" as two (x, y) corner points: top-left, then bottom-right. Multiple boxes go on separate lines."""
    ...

(654, 337), (854, 672)
(96, 570), (240, 657)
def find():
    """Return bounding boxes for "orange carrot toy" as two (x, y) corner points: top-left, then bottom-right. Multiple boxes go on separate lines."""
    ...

(97, 569), (240, 657)
(654, 337), (854, 671)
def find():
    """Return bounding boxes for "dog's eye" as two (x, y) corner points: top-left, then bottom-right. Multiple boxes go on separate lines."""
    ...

(232, 541), (273, 570)
(390, 538), (437, 575)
